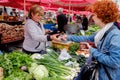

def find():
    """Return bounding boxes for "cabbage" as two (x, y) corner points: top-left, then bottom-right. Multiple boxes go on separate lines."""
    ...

(29, 64), (48, 80)
(28, 63), (38, 74)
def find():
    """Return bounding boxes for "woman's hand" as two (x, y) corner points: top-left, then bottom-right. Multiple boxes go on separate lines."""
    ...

(80, 42), (92, 52)
(50, 34), (68, 42)
(50, 34), (61, 41)
(59, 34), (68, 41)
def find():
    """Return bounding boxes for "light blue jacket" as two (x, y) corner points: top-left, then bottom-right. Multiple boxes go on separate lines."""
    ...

(67, 25), (120, 80)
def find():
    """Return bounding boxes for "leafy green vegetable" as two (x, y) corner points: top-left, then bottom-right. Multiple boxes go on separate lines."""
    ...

(3, 70), (32, 80)
(0, 50), (33, 79)
(85, 25), (100, 35)
(29, 64), (48, 80)
(35, 49), (72, 79)
(76, 55), (86, 67)
(42, 76), (66, 80)
(68, 42), (79, 55)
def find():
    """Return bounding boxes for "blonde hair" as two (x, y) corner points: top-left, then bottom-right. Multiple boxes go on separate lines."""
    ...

(28, 5), (44, 19)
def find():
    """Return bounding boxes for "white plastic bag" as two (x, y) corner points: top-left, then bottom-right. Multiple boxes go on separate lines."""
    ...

(80, 30), (85, 35)
(58, 48), (72, 61)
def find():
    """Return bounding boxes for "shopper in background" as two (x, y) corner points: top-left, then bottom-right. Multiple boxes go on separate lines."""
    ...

(22, 5), (58, 54)
(57, 0), (120, 80)
(10, 9), (17, 16)
(57, 8), (68, 33)
(76, 17), (85, 35)
(73, 14), (77, 22)
(76, 17), (83, 30)
(82, 14), (88, 31)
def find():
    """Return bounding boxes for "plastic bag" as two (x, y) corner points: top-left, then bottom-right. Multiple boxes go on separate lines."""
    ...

(58, 48), (72, 61)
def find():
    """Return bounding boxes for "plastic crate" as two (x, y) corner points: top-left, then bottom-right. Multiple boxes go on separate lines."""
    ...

(43, 23), (56, 31)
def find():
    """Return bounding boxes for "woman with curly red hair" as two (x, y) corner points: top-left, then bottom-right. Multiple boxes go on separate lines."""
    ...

(57, 0), (120, 80)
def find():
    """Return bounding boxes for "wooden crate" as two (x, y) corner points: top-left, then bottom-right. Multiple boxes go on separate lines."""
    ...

(0, 16), (3, 21)
(52, 40), (73, 50)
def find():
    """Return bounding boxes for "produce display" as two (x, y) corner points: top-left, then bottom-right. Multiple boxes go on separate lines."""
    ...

(76, 42), (90, 57)
(7, 16), (18, 22)
(35, 50), (72, 79)
(68, 42), (79, 55)
(0, 51), (33, 80)
(0, 50), (80, 80)
(75, 25), (100, 36)
(68, 43), (86, 67)
(85, 25), (100, 35)
(0, 23), (24, 44)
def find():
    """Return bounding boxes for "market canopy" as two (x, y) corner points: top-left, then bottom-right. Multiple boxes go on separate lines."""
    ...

(0, 0), (96, 14)
(0, 0), (96, 13)
(47, 0), (96, 11)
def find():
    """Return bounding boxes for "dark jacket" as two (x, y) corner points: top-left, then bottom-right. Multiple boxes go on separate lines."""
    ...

(57, 14), (68, 33)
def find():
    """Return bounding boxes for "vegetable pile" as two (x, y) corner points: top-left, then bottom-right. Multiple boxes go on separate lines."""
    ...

(0, 23), (24, 44)
(0, 50), (75, 80)
(68, 42), (79, 55)
(34, 50), (72, 80)
(68, 43), (86, 67)
(85, 25), (100, 35)
(0, 50), (33, 80)
(29, 63), (49, 80)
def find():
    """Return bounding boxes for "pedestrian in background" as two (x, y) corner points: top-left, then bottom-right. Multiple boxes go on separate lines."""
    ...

(82, 14), (88, 31)
(57, 8), (68, 33)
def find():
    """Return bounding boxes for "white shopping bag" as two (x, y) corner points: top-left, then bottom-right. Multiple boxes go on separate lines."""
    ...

(80, 30), (85, 35)
(58, 48), (72, 61)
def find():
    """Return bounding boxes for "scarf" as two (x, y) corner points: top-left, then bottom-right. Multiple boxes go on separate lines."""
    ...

(94, 22), (113, 47)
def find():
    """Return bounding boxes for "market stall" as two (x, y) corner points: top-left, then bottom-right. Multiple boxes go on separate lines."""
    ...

(0, 23), (24, 52)
(0, 25), (101, 80)
(0, 0), (101, 80)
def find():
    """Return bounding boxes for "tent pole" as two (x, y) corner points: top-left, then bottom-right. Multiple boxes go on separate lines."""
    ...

(24, 0), (26, 21)
(68, 0), (71, 23)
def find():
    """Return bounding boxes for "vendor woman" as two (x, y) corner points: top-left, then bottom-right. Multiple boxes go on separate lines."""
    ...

(22, 5), (58, 54)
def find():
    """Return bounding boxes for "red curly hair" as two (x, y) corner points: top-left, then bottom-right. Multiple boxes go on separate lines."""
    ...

(87, 0), (119, 24)
(118, 15), (120, 20)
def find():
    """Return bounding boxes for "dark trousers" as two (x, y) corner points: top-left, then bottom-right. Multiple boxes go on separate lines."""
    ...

(22, 48), (46, 55)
